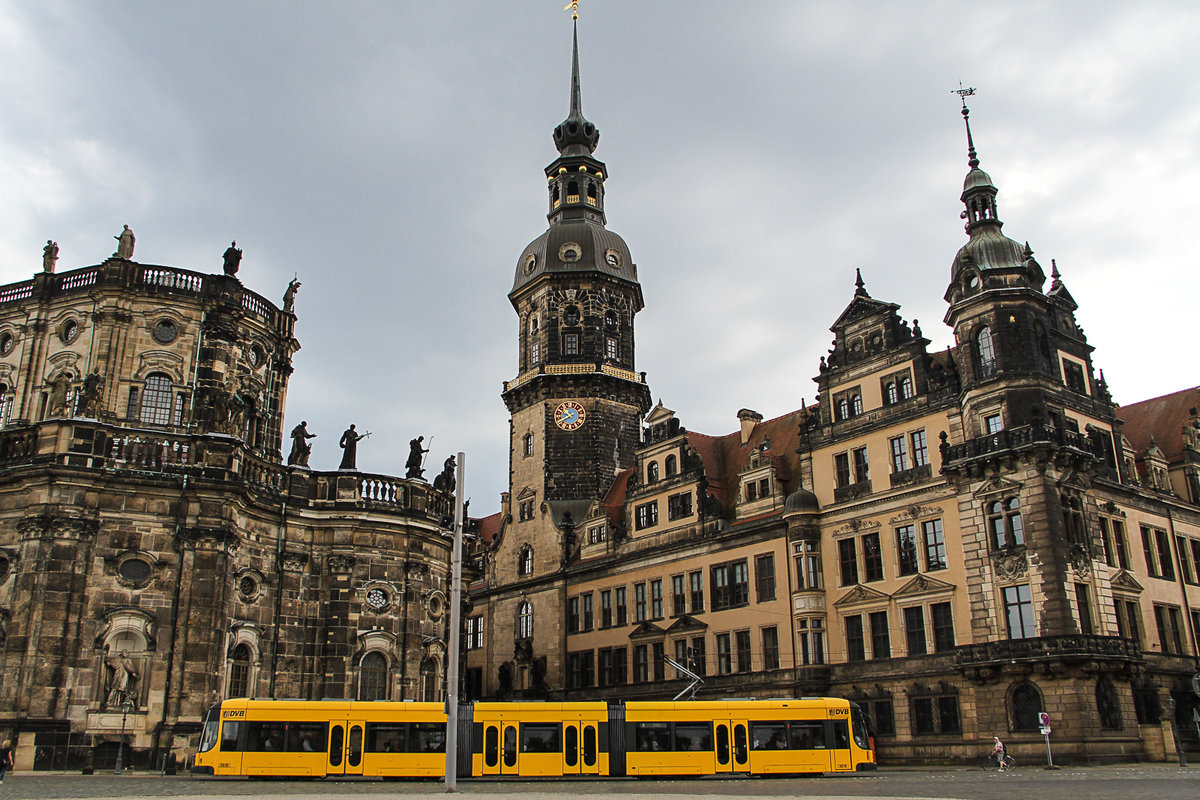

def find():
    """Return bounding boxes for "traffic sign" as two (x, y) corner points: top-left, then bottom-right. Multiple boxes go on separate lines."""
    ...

(1040, 725), (1052, 735)
(1038, 711), (1051, 726)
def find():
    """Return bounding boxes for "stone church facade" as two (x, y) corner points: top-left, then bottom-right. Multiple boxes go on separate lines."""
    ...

(466, 26), (1200, 764)
(0, 247), (457, 770)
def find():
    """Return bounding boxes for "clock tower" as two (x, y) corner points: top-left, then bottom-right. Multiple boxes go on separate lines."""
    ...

(486, 19), (651, 696)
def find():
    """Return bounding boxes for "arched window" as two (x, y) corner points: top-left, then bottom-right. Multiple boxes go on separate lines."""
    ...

(850, 394), (863, 416)
(563, 305), (580, 326)
(836, 397), (850, 420)
(420, 658), (440, 702)
(899, 375), (914, 400)
(647, 462), (659, 483)
(517, 601), (534, 640)
(976, 326), (996, 377)
(566, 181), (579, 200)
(988, 498), (1024, 549)
(228, 644), (252, 698)
(884, 382), (898, 405)
(518, 545), (533, 576)
(1009, 681), (1041, 731)
(604, 311), (618, 331)
(358, 651), (389, 701)
(141, 373), (174, 426)
(665, 455), (677, 477)
(1096, 676), (1122, 730)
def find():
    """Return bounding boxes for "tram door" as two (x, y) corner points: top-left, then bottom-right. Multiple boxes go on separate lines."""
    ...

(562, 721), (600, 776)
(328, 720), (365, 776)
(481, 721), (521, 776)
(714, 719), (750, 773)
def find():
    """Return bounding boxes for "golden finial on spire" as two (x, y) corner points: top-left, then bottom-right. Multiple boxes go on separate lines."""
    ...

(564, 1), (579, 21)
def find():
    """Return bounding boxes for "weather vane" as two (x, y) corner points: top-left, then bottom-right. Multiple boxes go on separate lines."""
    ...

(564, 1), (579, 21)
(953, 82), (976, 107)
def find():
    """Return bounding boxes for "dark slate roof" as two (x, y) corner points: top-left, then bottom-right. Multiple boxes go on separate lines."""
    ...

(511, 218), (637, 295)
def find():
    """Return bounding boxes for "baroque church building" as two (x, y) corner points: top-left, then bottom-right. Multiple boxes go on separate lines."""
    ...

(466, 24), (1200, 763)
(0, 239), (459, 770)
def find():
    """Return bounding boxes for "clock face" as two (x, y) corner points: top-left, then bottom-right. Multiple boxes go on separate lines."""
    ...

(366, 589), (387, 610)
(554, 400), (586, 431)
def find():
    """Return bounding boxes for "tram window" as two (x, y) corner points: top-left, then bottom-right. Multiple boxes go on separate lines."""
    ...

(789, 721), (825, 750)
(485, 726), (499, 768)
(673, 724), (712, 751)
(411, 723), (446, 753)
(367, 722), (405, 753)
(733, 724), (748, 764)
(243, 721), (326, 752)
(751, 723), (788, 750)
(503, 726), (518, 767)
(294, 722), (326, 752)
(200, 717), (220, 752)
(583, 725), (597, 766)
(715, 725), (730, 763)
(851, 706), (871, 750)
(220, 720), (242, 752)
(633, 722), (671, 751)
(564, 726), (578, 766)
(521, 724), (561, 753)
(831, 720), (851, 749)
(329, 726), (343, 767)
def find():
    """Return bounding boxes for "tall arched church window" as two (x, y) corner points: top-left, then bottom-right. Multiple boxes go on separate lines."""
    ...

(228, 644), (252, 698)
(518, 545), (533, 576)
(358, 651), (389, 701)
(976, 326), (996, 377)
(420, 658), (440, 701)
(517, 601), (534, 640)
(141, 373), (174, 426)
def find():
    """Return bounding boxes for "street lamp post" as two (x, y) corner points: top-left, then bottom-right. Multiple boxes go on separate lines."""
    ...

(114, 695), (133, 775)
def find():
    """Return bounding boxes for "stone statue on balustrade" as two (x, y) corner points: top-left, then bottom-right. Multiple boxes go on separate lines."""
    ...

(43, 240), (59, 273)
(405, 436), (429, 479)
(288, 421), (316, 467)
(283, 278), (301, 312)
(222, 241), (243, 276)
(433, 454), (457, 494)
(47, 371), (72, 417)
(104, 647), (139, 709)
(78, 372), (105, 418)
(113, 225), (135, 260)
(339, 424), (369, 470)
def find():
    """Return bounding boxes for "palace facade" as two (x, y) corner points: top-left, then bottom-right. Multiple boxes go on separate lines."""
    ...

(0, 247), (458, 770)
(465, 24), (1200, 763)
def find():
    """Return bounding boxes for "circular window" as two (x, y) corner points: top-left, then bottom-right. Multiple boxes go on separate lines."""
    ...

(59, 319), (80, 344)
(239, 575), (258, 598)
(604, 249), (622, 268)
(366, 588), (388, 611)
(428, 593), (445, 620)
(523, 254), (537, 275)
(968, 274), (982, 289)
(559, 243), (582, 263)
(152, 319), (177, 344)
(0, 332), (13, 356)
(248, 345), (264, 368)
(118, 558), (152, 584)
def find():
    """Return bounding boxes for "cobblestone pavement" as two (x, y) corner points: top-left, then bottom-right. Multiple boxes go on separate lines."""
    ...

(0, 765), (1195, 800)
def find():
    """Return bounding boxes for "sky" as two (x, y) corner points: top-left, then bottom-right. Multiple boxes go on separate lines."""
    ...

(1, 1), (1197, 511)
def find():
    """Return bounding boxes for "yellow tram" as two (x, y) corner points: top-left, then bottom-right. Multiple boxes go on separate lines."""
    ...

(192, 696), (875, 779)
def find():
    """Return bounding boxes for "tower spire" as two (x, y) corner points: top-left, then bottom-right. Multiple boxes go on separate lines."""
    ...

(954, 84), (980, 169)
(553, 9), (599, 157)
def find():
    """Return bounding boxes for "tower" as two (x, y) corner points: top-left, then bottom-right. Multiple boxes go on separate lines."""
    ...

(486, 19), (652, 696)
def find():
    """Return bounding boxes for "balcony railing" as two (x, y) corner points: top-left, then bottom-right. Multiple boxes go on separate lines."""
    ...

(955, 634), (1141, 669)
(942, 423), (1098, 465)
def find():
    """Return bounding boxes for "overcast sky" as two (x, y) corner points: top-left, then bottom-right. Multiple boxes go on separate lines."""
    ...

(2, 1), (1197, 510)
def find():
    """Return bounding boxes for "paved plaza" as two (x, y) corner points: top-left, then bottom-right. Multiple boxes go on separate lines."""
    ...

(0, 765), (1195, 800)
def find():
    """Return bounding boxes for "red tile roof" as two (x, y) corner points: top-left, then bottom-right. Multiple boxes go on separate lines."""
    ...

(1119, 386), (1200, 464)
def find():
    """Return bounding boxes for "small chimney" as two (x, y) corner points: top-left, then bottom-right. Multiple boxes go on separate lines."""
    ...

(737, 409), (763, 445)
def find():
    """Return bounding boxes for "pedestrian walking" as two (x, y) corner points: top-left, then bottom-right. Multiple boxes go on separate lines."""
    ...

(0, 738), (13, 783)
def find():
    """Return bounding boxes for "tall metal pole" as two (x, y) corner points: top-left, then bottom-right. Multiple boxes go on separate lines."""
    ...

(114, 696), (131, 775)
(444, 452), (465, 792)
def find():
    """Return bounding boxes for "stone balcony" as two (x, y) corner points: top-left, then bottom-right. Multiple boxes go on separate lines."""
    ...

(0, 417), (451, 520)
(954, 634), (1142, 682)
